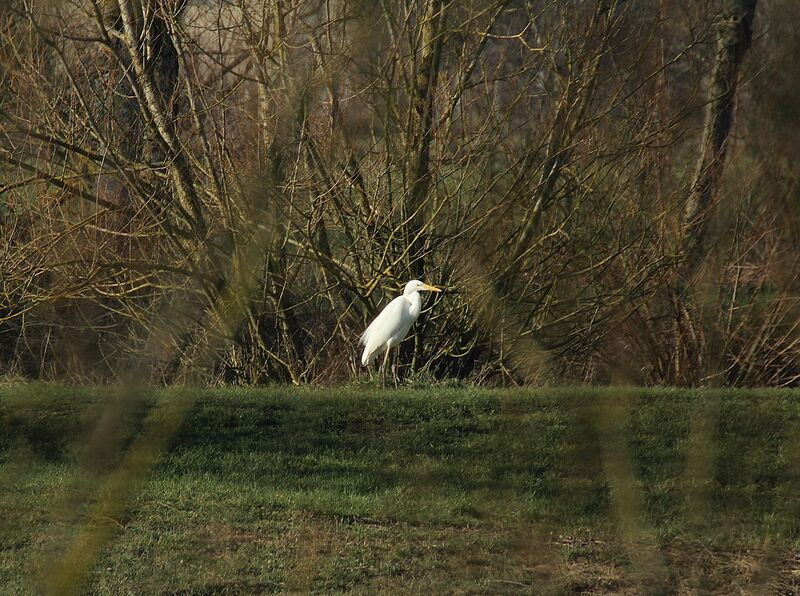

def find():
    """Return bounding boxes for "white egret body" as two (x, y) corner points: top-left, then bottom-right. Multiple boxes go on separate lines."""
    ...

(360, 280), (442, 379)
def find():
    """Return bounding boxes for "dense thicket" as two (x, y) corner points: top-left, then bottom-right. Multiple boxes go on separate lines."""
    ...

(1, 0), (797, 386)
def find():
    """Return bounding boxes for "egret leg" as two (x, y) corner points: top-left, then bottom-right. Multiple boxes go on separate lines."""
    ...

(392, 349), (399, 387)
(381, 347), (391, 388)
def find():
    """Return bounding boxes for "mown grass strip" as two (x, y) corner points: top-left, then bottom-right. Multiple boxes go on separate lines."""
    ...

(3, 385), (800, 593)
(591, 388), (670, 591)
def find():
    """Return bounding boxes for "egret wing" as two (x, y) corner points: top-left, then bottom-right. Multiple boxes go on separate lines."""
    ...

(360, 297), (406, 346)
(359, 314), (380, 346)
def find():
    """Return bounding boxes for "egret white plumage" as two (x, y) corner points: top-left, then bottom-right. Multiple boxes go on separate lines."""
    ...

(360, 280), (442, 384)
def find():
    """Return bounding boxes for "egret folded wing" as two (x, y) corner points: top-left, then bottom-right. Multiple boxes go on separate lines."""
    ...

(360, 297), (407, 362)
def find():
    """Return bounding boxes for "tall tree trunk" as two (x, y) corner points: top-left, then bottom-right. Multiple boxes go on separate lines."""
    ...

(257, 5), (304, 383)
(405, 0), (445, 281)
(404, 0), (445, 373)
(673, 0), (758, 383)
(680, 0), (758, 279)
(112, 0), (206, 237)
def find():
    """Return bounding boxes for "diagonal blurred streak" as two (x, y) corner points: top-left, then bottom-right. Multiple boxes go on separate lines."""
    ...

(40, 181), (281, 593)
(43, 389), (192, 595)
(454, 254), (550, 385)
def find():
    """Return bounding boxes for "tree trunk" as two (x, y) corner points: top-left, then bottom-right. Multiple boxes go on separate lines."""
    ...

(257, 6), (304, 383)
(405, 0), (445, 281)
(673, 0), (758, 383)
(405, 0), (445, 373)
(680, 0), (758, 280)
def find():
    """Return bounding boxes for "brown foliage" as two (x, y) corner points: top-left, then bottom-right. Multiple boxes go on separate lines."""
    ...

(0, 0), (797, 386)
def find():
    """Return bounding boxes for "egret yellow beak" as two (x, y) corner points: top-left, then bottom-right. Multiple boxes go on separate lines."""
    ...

(422, 284), (442, 293)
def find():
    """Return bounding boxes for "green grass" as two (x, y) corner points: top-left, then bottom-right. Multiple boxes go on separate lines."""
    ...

(2, 384), (800, 593)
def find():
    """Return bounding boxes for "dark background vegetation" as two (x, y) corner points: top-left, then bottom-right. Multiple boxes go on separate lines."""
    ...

(1, 0), (798, 386)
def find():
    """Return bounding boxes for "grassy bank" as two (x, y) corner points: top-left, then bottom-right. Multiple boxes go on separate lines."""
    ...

(2, 384), (800, 593)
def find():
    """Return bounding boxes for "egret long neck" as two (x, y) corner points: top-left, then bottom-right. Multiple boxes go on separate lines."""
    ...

(407, 291), (422, 319)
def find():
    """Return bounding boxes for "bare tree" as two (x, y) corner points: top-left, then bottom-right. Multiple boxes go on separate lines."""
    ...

(2, 0), (798, 387)
(673, 0), (759, 384)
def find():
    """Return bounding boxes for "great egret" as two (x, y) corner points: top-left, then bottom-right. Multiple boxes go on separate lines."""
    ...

(360, 279), (442, 384)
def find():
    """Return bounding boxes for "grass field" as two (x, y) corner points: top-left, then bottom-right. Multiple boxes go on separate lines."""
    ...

(2, 383), (800, 594)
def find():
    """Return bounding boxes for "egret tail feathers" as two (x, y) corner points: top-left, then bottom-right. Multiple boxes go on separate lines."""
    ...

(361, 344), (378, 366)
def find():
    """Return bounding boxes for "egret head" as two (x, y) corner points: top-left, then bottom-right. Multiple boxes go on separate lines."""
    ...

(404, 280), (443, 296)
